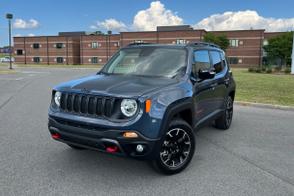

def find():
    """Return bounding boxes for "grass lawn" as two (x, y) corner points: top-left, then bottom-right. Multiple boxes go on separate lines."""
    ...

(232, 68), (294, 106)
(0, 69), (17, 74)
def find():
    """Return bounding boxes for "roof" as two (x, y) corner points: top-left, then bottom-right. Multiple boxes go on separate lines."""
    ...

(157, 25), (193, 31)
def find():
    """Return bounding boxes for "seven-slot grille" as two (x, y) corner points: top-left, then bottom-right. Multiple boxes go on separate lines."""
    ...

(60, 92), (116, 118)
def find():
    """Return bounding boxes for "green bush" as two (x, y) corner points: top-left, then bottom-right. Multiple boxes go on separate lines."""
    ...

(284, 67), (291, 74)
(261, 67), (267, 72)
(274, 66), (282, 72)
(248, 67), (255, 72)
(266, 68), (272, 73)
(255, 68), (262, 73)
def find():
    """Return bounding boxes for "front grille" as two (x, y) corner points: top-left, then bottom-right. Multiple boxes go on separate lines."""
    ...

(60, 92), (117, 118)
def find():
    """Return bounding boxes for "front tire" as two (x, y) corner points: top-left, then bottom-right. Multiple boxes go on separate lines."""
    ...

(214, 96), (233, 130)
(152, 119), (195, 175)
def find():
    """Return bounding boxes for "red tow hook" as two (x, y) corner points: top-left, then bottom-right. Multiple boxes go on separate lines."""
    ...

(106, 146), (119, 153)
(51, 133), (61, 139)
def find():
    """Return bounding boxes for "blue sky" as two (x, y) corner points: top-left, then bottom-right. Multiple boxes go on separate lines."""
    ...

(1, 0), (294, 46)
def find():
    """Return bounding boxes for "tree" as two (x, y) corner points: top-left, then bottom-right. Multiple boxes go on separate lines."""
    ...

(263, 32), (293, 66)
(203, 32), (230, 51)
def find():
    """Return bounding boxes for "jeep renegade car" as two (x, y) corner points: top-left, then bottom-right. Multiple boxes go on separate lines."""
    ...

(48, 42), (236, 174)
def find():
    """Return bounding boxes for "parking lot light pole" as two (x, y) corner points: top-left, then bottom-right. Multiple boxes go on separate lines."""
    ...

(291, 31), (294, 74)
(6, 13), (13, 70)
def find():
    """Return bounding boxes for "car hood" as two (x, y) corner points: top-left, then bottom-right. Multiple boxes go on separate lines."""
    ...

(55, 73), (178, 97)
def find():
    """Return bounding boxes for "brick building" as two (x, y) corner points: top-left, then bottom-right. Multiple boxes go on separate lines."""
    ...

(80, 34), (120, 65)
(14, 35), (80, 65)
(13, 26), (286, 67)
(211, 29), (265, 67)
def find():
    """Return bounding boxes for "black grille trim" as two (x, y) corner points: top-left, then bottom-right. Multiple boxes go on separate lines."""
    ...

(60, 92), (117, 118)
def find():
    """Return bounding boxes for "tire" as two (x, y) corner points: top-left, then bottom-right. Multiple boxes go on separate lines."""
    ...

(67, 144), (86, 150)
(152, 119), (195, 175)
(214, 96), (233, 130)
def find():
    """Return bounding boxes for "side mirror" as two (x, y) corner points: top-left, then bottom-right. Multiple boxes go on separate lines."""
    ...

(198, 69), (215, 80)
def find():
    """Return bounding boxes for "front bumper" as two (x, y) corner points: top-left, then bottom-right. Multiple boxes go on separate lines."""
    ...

(48, 117), (161, 160)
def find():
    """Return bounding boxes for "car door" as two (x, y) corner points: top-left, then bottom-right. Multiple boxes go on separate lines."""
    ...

(192, 50), (216, 123)
(209, 50), (228, 111)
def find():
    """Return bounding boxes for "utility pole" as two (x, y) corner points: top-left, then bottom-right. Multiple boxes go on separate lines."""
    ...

(6, 13), (13, 70)
(291, 31), (294, 74)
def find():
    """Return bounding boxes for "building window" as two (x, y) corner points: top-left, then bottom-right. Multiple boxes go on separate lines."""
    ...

(33, 57), (40, 63)
(114, 42), (120, 47)
(229, 39), (239, 47)
(56, 43), (63, 49)
(176, 39), (186, 44)
(33, 43), (40, 49)
(228, 57), (239, 64)
(91, 42), (99, 48)
(16, 49), (23, 55)
(56, 57), (63, 63)
(91, 57), (98, 64)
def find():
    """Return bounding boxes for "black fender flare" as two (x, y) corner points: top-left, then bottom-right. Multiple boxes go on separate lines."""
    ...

(158, 97), (194, 138)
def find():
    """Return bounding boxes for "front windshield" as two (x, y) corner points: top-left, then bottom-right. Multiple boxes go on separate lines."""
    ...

(101, 47), (187, 78)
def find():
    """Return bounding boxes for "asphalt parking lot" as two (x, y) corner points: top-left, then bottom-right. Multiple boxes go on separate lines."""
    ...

(0, 67), (294, 196)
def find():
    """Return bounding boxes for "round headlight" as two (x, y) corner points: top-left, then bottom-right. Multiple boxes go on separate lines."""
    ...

(121, 99), (138, 117)
(54, 91), (62, 107)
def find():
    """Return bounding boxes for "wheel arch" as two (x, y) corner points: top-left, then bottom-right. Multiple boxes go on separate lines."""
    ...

(228, 90), (235, 101)
(158, 97), (194, 138)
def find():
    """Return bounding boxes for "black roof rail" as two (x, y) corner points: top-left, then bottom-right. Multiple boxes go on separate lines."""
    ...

(127, 42), (154, 46)
(187, 41), (220, 48)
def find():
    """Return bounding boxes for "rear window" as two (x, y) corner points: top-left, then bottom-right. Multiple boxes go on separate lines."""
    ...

(210, 51), (223, 74)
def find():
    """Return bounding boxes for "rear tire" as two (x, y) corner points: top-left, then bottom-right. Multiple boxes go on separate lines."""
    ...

(152, 119), (195, 175)
(67, 144), (86, 150)
(214, 96), (233, 130)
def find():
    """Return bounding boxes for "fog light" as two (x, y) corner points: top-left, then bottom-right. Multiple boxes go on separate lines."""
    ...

(106, 146), (118, 153)
(51, 133), (60, 139)
(123, 131), (138, 138)
(136, 144), (144, 153)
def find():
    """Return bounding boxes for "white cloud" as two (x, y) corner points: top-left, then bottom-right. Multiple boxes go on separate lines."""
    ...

(13, 33), (36, 37)
(90, 1), (183, 32)
(90, 18), (128, 32)
(193, 10), (294, 32)
(132, 1), (183, 31)
(13, 19), (39, 29)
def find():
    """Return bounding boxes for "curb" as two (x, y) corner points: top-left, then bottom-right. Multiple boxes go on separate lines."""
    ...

(235, 101), (294, 111)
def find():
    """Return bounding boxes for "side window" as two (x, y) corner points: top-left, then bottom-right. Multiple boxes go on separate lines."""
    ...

(220, 52), (227, 69)
(193, 50), (211, 75)
(210, 51), (223, 74)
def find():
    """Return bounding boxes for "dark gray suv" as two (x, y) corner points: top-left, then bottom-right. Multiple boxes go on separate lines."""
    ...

(48, 42), (236, 174)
